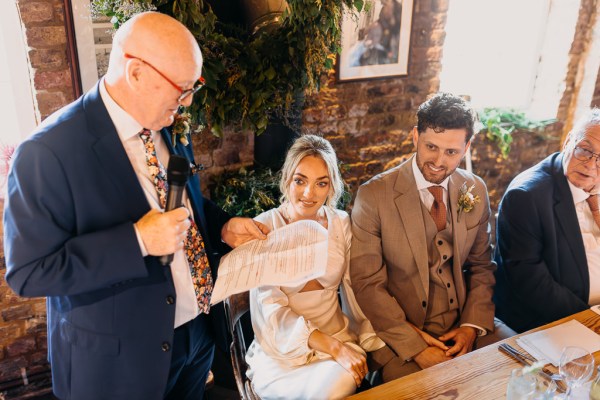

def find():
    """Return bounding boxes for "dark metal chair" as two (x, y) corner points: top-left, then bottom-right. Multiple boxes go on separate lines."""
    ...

(223, 291), (260, 400)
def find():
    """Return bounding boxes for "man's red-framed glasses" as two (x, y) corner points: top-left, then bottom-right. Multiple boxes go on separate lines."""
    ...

(124, 53), (205, 103)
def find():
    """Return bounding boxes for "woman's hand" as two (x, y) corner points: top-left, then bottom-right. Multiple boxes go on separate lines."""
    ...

(308, 330), (368, 387)
(331, 342), (368, 386)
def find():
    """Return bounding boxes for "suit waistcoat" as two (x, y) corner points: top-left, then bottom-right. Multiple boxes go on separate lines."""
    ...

(420, 201), (459, 336)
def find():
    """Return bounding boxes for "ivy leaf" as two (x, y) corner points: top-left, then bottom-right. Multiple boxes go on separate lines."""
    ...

(265, 66), (276, 80)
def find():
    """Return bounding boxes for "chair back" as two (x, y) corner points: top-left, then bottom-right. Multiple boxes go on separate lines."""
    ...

(224, 291), (260, 400)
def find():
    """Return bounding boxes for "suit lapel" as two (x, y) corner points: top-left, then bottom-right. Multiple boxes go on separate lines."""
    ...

(160, 130), (212, 250)
(394, 160), (430, 296)
(552, 154), (589, 287)
(85, 83), (149, 218)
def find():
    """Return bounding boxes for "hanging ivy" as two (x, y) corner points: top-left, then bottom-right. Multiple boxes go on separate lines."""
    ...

(91, 0), (367, 136)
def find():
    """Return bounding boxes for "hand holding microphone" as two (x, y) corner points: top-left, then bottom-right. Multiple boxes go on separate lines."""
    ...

(159, 155), (191, 265)
(135, 155), (191, 261)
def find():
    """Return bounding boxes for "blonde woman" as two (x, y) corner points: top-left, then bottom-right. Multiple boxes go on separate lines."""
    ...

(245, 135), (384, 399)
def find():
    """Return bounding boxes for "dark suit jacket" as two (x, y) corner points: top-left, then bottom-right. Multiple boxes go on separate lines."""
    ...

(494, 152), (589, 333)
(3, 82), (230, 400)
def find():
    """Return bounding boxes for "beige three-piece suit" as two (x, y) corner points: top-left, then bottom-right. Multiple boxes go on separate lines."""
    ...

(350, 156), (497, 377)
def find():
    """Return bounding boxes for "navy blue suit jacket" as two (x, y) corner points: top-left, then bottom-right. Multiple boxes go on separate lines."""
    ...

(3, 82), (230, 399)
(494, 152), (589, 333)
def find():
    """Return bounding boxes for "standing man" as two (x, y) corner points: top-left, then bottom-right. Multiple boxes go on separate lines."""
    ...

(351, 93), (511, 382)
(495, 109), (600, 333)
(3, 12), (267, 400)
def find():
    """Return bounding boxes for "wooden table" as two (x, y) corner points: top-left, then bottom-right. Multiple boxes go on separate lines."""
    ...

(348, 310), (600, 399)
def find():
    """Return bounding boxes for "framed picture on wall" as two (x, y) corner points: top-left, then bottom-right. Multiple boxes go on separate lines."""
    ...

(338, 0), (413, 82)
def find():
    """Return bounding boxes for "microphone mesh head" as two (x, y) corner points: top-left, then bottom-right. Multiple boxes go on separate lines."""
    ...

(167, 155), (191, 185)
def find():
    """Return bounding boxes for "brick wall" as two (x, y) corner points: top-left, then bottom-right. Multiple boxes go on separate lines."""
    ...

(558, 0), (597, 135)
(1, 0), (74, 397)
(469, 124), (563, 212)
(0, 243), (51, 397)
(593, 65), (600, 107)
(302, 1), (571, 215)
(303, 0), (448, 198)
(1, 0), (596, 398)
(20, 0), (76, 120)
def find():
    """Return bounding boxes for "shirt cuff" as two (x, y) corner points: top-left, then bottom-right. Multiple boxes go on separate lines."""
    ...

(460, 323), (487, 336)
(134, 224), (148, 257)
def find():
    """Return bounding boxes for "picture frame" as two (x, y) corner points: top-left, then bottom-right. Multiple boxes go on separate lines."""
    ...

(338, 0), (413, 82)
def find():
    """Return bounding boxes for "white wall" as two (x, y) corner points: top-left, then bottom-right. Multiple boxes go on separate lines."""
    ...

(0, 0), (37, 145)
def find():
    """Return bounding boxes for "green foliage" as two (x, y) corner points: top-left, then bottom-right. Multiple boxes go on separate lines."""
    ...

(210, 165), (352, 218)
(477, 108), (555, 159)
(91, 0), (158, 28)
(91, 0), (366, 137)
(211, 167), (281, 218)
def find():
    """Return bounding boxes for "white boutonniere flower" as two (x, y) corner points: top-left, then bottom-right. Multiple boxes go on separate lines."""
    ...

(171, 112), (192, 147)
(457, 182), (481, 221)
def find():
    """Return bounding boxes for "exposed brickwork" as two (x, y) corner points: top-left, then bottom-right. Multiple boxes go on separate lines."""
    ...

(28, 48), (67, 70)
(303, 5), (574, 217)
(558, 0), (597, 136)
(3, 1), (597, 398)
(2, 0), (76, 394)
(591, 60), (600, 108)
(190, 128), (254, 194)
(303, 3), (447, 197)
(0, 253), (51, 387)
(470, 123), (563, 212)
(19, 2), (55, 24)
(17, 0), (75, 121)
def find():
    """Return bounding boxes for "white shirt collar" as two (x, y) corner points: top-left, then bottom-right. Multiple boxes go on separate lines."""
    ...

(98, 78), (145, 141)
(411, 155), (450, 191)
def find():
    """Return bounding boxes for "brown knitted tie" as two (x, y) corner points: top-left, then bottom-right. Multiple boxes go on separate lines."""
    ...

(428, 186), (446, 232)
(587, 194), (600, 229)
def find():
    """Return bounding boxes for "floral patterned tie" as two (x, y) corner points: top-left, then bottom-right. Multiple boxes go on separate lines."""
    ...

(139, 129), (213, 313)
(428, 186), (447, 232)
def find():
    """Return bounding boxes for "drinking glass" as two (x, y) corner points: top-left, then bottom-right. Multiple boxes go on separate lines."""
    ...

(558, 346), (594, 398)
(531, 376), (557, 400)
(506, 368), (536, 399)
(590, 365), (600, 400)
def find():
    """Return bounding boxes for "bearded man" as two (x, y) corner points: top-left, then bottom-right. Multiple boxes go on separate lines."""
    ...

(350, 93), (515, 381)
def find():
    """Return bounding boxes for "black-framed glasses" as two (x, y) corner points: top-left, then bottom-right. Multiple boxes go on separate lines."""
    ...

(573, 146), (600, 167)
(124, 53), (205, 103)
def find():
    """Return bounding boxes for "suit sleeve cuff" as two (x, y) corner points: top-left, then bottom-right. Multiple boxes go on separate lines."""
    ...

(134, 224), (148, 257)
(460, 323), (487, 336)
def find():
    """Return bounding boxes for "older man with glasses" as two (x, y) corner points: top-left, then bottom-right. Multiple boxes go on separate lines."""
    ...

(494, 108), (600, 333)
(3, 11), (268, 400)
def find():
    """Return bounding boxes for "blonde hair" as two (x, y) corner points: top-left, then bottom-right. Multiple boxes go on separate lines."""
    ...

(279, 135), (344, 208)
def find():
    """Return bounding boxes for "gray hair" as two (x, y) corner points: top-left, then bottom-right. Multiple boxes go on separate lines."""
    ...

(279, 135), (344, 208)
(563, 108), (600, 154)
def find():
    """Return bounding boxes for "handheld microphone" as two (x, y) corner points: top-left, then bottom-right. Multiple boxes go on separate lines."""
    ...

(159, 155), (191, 266)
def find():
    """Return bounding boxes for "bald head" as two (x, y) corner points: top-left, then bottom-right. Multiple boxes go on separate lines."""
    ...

(109, 12), (202, 75)
(104, 12), (203, 130)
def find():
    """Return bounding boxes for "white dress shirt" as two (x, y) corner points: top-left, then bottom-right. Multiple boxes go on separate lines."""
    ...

(562, 159), (600, 305)
(99, 79), (200, 327)
(412, 156), (450, 218)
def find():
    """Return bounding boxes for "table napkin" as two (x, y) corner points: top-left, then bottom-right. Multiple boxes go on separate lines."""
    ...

(516, 319), (600, 367)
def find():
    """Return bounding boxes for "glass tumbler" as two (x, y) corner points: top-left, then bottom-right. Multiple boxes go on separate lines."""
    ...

(507, 368), (537, 400)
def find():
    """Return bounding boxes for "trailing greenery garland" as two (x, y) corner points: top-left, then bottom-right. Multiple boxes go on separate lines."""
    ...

(477, 108), (556, 158)
(92, 0), (366, 136)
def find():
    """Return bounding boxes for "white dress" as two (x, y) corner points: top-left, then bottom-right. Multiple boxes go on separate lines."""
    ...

(245, 206), (384, 400)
